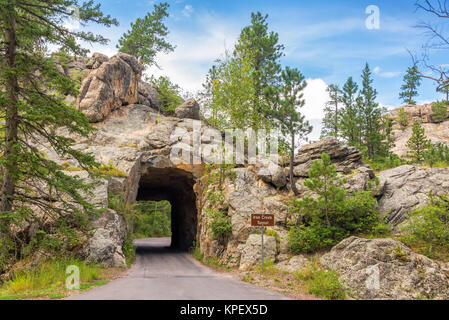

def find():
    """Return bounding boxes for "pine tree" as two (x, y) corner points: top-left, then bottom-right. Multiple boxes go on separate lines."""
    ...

(321, 84), (341, 139)
(399, 65), (422, 105)
(234, 12), (284, 128)
(359, 63), (384, 159)
(339, 77), (360, 146)
(118, 2), (174, 67)
(0, 0), (117, 266)
(266, 67), (312, 196)
(407, 121), (432, 162)
(397, 107), (410, 129)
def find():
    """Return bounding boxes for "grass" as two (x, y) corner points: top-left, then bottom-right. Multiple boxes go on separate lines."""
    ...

(0, 258), (117, 300)
(294, 260), (346, 300)
(190, 246), (230, 272)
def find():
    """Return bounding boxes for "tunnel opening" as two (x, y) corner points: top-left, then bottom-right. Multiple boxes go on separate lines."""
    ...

(136, 167), (198, 251)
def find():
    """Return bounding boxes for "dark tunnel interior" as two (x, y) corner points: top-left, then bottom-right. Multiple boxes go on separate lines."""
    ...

(136, 167), (198, 250)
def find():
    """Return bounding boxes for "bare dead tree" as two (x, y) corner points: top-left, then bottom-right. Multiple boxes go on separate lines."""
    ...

(412, 1), (449, 99)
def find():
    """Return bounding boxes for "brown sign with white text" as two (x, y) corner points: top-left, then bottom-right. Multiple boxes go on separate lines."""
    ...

(251, 214), (275, 227)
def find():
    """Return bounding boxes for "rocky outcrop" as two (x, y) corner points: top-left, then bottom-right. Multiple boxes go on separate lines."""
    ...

(377, 165), (449, 225)
(276, 255), (309, 272)
(175, 98), (200, 120)
(320, 237), (449, 300)
(78, 53), (145, 122)
(386, 104), (449, 157)
(239, 234), (277, 270)
(291, 138), (363, 177)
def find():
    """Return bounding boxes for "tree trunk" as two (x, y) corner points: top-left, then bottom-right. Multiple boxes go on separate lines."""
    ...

(290, 133), (299, 196)
(0, 17), (19, 214)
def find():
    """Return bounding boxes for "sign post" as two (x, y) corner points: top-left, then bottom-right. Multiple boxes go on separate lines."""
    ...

(251, 214), (274, 270)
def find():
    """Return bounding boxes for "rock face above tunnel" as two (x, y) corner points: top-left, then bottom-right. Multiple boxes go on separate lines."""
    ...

(78, 53), (145, 122)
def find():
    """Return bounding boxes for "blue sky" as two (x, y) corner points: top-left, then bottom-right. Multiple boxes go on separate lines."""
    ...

(81, 0), (449, 139)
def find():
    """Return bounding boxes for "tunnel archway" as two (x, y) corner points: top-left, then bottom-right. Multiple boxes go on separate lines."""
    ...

(136, 167), (198, 250)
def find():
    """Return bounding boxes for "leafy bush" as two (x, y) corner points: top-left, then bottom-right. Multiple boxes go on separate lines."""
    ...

(288, 153), (382, 253)
(150, 75), (184, 114)
(431, 100), (448, 123)
(423, 143), (449, 168)
(400, 193), (449, 260)
(294, 261), (346, 300)
(364, 154), (406, 172)
(397, 107), (410, 128)
(207, 208), (232, 242)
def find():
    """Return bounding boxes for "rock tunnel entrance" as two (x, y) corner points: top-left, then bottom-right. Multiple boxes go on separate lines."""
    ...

(136, 167), (198, 250)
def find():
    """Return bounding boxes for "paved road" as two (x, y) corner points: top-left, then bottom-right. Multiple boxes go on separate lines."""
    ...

(69, 238), (290, 300)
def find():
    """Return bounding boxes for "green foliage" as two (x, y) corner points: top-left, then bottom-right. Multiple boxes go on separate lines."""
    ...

(133, 201), (171, 238)
(92, 161), (127, 178)
(207, 208), (232, 242)
(397, 107), (410, 128)
(0, 0), (118, 272)
(431, 100), (448, 123)
(150, 76), (184, 114)
(339, 77), (360, 146)
(265, 67), (312, 195)
(400, 193), (449, 261)
(288, 153), (381, 253)
(321, 84), (341, 139)
(364, 153), (406, 172)
(294, 261), (346, 300)
(399, 65), (421, 105)
(0, 258), (103, 299)
(407, 121), (432, 163)
(423, 143), (449, 168)
(117, 2), (174, 66)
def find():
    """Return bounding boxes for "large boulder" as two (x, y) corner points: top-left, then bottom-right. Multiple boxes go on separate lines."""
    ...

(138, 81), (161, 109)
(291, 139), (363, 177)
(239, 234), (277, 270)
(320, 237), (449, 300)
(78, 53), (144, 122)
(175, 98), (200, 120)
(377, 165), (449, 225)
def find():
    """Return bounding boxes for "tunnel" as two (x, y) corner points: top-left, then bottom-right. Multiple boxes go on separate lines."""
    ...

(136, 167), (198, 250)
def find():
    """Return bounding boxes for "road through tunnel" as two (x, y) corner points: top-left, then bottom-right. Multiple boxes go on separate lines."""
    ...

(136, 167), (198, 250)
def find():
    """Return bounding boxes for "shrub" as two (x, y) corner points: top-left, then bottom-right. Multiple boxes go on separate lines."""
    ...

(207, 208), (232, 242)
(431, 100), (448, 123)
(149, 75), (184, 114)
(397, 107), (410, 128)
(294, 261), (346, 300)
(423, 143), (449, 168)
(288, 153), (382, 253)
(400, 193), (449, 260)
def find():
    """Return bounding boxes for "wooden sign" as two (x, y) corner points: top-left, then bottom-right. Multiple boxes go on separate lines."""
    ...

(251, 214), (275, 227)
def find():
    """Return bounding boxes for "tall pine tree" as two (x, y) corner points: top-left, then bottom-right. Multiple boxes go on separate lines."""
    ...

(339, 77), (360, 146)
(399, 65), (421, 105)
(0, 0), (117, 267)
(321, 84), (341, 139)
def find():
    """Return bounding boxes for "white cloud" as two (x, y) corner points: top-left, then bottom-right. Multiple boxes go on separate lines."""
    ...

(373, 66), (400, 78)
(182, 5), (194, 17)
(302, 78), (329, 120)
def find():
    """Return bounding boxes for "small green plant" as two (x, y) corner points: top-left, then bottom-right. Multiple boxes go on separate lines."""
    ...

(400, 193), (449, 261)
(294, 261), (346, 300)
(397, 107), (410, 128)
(431, 100), (448, 123)
(207, 208), (232, 242)
(394, 245), (409, 262)
(93, 161), (127, 178)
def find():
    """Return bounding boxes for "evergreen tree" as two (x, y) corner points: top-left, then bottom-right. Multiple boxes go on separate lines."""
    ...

(339, 77), (360, 146)
(397, 107), (410, 128)
(0, 0), (117, 267)
(321, 84), (341, 139)
(431, 101), (448, 123)
(407, 121), (432, 162)
(359, 63), (384, 159)
(399, 65), (422, 105)
(234, 12), (284, 127)
(117, 2), (174, 67)
(266, 67), (312, 196)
